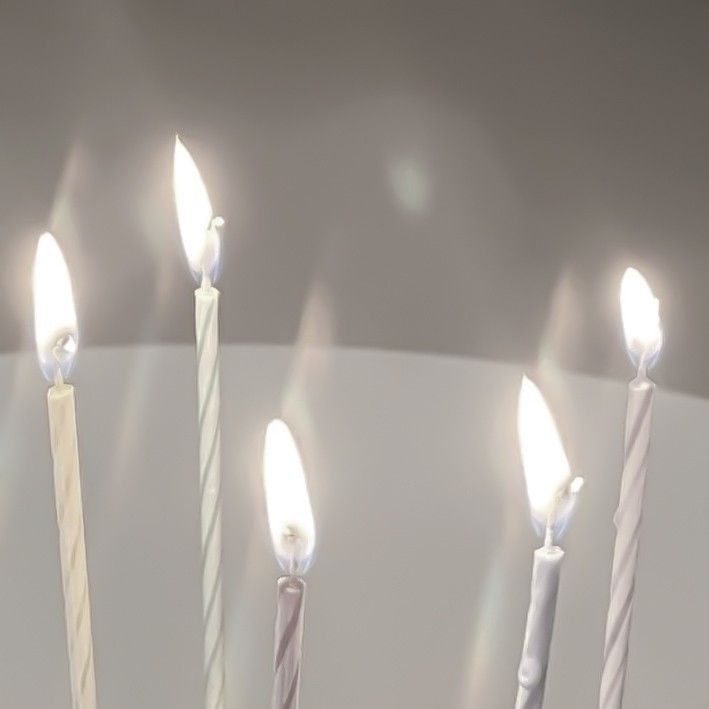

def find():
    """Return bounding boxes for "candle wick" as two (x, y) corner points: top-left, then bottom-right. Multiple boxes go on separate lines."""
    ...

(283, 528), (301, 577)
(637, 354), (648, 380)
(544, 520), (554, 550)
(289, 555), (297, 577)
(543, 476), (584, 550)
(199, 215), (224, 291)
(51, 341), (66, 387)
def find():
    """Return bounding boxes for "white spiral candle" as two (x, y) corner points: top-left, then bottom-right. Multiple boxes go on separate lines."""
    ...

(600, 267), (662, 709)
(599, 376), (655, 708)
(174, 136), (227, 708)
(196, 283), (225, 709)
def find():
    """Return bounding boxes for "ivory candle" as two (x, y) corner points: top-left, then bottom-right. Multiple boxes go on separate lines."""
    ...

(174, 135), (227, 709)
(33, 233), (97, 709)
(600, 268), (663, 709)
(263, 419), (316, 709)
(516, 377), (583, 709)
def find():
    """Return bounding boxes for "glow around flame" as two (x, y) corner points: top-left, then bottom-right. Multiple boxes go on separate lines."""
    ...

(173, 136), (221, 283)
(32, 233), (78, 383)
(518, 376), (580, 538)
(263, 419), (316, 575)
(620, 267), (663, 370)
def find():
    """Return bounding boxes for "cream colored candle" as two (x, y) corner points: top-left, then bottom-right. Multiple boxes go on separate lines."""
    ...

(33, 233), (97, 709)
(600, 268), (663, 709)
(516, 377), (583, 709)
(263, 419), (316, 709)
(174, 135), (226, 708)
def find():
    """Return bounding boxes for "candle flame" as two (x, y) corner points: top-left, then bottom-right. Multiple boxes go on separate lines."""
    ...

(620, 267), (662, 371)
(32, 233), (78, 383)
(263, 419), (316, 575)
(173, 135), (222, 284)
(518, 376), (581, 538)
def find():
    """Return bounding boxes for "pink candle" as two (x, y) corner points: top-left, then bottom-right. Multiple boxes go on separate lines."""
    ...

(263, 419), (316, 709)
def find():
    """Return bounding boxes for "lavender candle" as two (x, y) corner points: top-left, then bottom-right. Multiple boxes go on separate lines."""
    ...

(600, 268), (663, 709)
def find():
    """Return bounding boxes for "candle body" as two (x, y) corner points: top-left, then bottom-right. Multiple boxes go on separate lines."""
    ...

(47, 383), (97, 709)
(272, 576), (306, 709)
(515, 546), (564, 709)
(195, 286), (226, 709)
(600, 376), (655, 709)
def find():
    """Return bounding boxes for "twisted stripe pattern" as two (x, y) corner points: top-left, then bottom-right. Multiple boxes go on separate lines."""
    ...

(48, 384), (97, 709)
(599, 377), (655, 709)
(196, 287), (226, 709)
(272, 577), (306, 709)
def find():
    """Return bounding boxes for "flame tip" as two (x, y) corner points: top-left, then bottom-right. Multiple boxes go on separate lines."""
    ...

(32, 231), (78, 382)
(173, 137), (219, 282)
(518, 376), (576, 536)
(263, 418), (316, 575)
(620, 265), (662, 367)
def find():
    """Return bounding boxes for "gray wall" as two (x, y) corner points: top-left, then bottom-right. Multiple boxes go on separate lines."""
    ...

(0, 344), (706, 707)
(1, 2), (709, 395)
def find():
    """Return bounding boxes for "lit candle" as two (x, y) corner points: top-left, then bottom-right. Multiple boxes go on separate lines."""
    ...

(599, 268), (663, 709)
(515, 376), (583, 709)
(32, 233), (97, 709)
(263, 419), (316, 709)
(174, 135), (226, 708)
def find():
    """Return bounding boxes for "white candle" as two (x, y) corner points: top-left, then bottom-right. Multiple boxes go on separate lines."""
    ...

(263, 419), (316, 709)
(174, 135), (227, 708)
(33, 233), (97, 709)
(516, 376), (583, 709)
(516, 547), (563, 709)
(600, 268), (663, 709)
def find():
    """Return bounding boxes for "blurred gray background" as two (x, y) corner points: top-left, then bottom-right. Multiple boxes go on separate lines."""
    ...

(1, 3), (708, 708)
(2, 345), (707, 708)
(1, 1), (708, 394)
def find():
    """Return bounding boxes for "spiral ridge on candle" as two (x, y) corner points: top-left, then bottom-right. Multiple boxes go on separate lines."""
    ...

(599, 380), (654, 709)
(49, 386), (97, 709)
(272, 577), (306, 709)
(196, 289), (226, 709)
